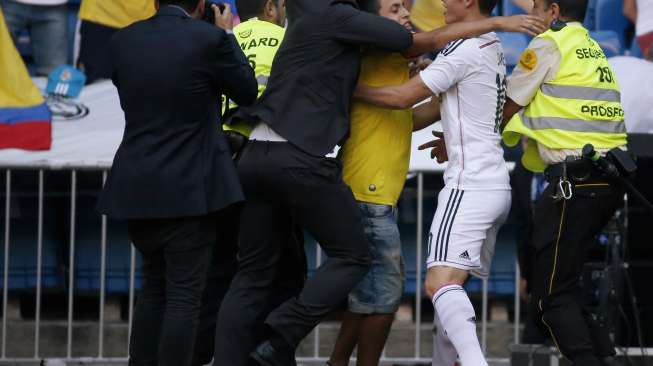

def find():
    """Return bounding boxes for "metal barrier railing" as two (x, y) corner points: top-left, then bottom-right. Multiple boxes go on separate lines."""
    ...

(0, 168), (519, 364)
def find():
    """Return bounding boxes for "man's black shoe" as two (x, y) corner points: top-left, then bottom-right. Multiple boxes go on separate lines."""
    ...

(250, 340), (296, 366)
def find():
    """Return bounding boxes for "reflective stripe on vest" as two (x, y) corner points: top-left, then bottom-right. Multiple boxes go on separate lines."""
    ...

(540, 84), (621, 102)
(520, 113), (626, 134)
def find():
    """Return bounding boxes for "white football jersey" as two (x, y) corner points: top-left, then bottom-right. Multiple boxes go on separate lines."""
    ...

(419, 32), (511, 191)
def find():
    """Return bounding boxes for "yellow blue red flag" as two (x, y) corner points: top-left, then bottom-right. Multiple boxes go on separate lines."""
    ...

(0, 7), (52, 150)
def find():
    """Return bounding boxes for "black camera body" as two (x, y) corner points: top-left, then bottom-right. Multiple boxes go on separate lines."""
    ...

(202, 1), (225, 24)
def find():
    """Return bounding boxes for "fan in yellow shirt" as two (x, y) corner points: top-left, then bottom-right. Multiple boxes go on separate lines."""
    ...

(77, 0), (156, 82)
(328, 1), (441, 366)
(410, 0), (446, 31)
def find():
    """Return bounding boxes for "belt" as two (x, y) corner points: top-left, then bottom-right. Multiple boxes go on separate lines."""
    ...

(544, 157), (595, 183)
(544, 157), (610, 201)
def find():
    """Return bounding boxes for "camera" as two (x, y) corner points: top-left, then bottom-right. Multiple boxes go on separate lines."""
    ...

(202, 0), (226, 24)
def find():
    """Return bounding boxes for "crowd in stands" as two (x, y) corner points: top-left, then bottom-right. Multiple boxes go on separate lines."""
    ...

(0, 0), (650, 80)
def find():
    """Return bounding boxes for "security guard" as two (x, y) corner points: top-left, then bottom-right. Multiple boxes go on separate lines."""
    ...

(192, 2), (305, 366)
(222, 0), (286, 146)
(501, 0), (627, 365)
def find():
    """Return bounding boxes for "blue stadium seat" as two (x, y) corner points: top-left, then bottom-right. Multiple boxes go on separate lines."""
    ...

(595, 0), (628, 50)
(629, 39), (643, 58)
(497, 32), (529, 72)
(502, 0), (527, 16)
(0, 219), (63, 291)
(590, 30), (623, 58)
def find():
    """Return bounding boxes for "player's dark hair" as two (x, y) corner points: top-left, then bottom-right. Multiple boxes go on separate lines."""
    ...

(158, 0), (200, 13)
(237, 0), (278, 21)
(545, 0), (588, 22)
(478, 0), (498, 15)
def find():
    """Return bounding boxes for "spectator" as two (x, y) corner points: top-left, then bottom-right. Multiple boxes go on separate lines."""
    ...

(511, 0), (534, 12)
(609, 56), (653, 133)
(624, 0), (653, 60)
(409, 0), (445, 31)
(77, 0), (155, 83)
(1, 0), (68, 76)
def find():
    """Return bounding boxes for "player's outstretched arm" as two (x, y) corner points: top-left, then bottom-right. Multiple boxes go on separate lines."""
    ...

(354, 75), (432, 110)
(412, 97), (441, 132)
(500, 98), (524, 133)
(405, 15), (546, 56)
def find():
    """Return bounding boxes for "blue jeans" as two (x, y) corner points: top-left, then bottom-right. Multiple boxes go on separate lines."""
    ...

(1, 0), (68, 76)
(348, 202), (405, 314)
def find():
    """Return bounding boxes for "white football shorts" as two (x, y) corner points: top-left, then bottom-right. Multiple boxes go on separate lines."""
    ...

(426, 187), (511, 278)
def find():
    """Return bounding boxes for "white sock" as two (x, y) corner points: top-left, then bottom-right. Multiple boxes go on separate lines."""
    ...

(432, 285), (487, 366)
(432, 311), (458, 366)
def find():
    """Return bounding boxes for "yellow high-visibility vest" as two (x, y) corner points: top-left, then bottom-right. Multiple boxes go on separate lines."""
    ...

(223, 18), (285, 137)
(79, 0), (155, 29)
(503, 24), (627, 172)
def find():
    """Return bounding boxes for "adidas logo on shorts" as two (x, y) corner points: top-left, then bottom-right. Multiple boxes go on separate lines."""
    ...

(459, 250), (470, 260)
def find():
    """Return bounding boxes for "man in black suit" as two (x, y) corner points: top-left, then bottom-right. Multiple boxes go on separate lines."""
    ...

(96, 0), (257, 365)
(213, 0), (547, 365)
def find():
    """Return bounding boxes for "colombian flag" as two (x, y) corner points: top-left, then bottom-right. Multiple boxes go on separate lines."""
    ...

(0, 8), (52, 150)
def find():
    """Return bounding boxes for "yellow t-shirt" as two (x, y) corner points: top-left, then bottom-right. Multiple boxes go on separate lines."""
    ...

(410, 0), (446, 31)
(339, 52), (413, 207)
(79, 0), (156, 29)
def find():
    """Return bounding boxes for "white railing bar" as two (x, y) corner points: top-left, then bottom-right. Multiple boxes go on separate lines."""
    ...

(481, 277), (488, 354)
(2, 170), (11, 358)
(66, 170), (77, 358)
(313, 245), (322, 358)
(415, 173), (424, 358)
(99, 171), (108, 358)
(514, 258), (521, 345)
(34, 170), (44, 358)
(128, 244), (136, 356)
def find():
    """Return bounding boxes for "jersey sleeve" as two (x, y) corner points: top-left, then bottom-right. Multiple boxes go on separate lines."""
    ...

(506, 37), (561, 107)
(418, 39), (472, 95)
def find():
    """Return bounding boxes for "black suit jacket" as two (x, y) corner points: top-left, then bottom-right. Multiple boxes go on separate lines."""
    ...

(238, 0), (413, 156)
(97, 6), (258, 219)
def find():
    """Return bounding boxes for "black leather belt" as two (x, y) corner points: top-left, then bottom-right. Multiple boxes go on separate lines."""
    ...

(544, 157), (595, 183)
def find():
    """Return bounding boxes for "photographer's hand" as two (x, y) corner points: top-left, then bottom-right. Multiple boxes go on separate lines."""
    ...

(213, 3), (233, 31)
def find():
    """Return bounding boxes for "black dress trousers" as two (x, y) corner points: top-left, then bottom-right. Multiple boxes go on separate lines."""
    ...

(214, 141), (371, 365)
(530, 176), (624, 365)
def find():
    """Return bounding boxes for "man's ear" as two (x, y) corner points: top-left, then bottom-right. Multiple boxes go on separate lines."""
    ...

(264, 0), (277, 18)
(196, 0), (206, 15)
(550, 2), (561, 21)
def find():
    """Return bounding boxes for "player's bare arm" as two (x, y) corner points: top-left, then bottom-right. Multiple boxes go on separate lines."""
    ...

(500, 98), (525, 132)
(412, 96), (441, 132)
(354, 75), (432, 110)
(405, 15), (546, 56)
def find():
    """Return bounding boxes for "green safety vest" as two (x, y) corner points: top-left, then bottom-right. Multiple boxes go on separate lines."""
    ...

(503, 24), (627, 172)
(223, 19), (285, 137)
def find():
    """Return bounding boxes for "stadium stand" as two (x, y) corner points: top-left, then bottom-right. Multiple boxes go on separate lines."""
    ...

(591, 30), (624, 58)
(595, 0), (629, 50)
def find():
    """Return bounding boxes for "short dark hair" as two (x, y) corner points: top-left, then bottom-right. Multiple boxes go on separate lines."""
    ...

(478, 0), (498, 15)
(358, 0), (381, 14)
(237, 0), (277, 21)
(158, 0), (200, 13)
(545, 0), (588, 21)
